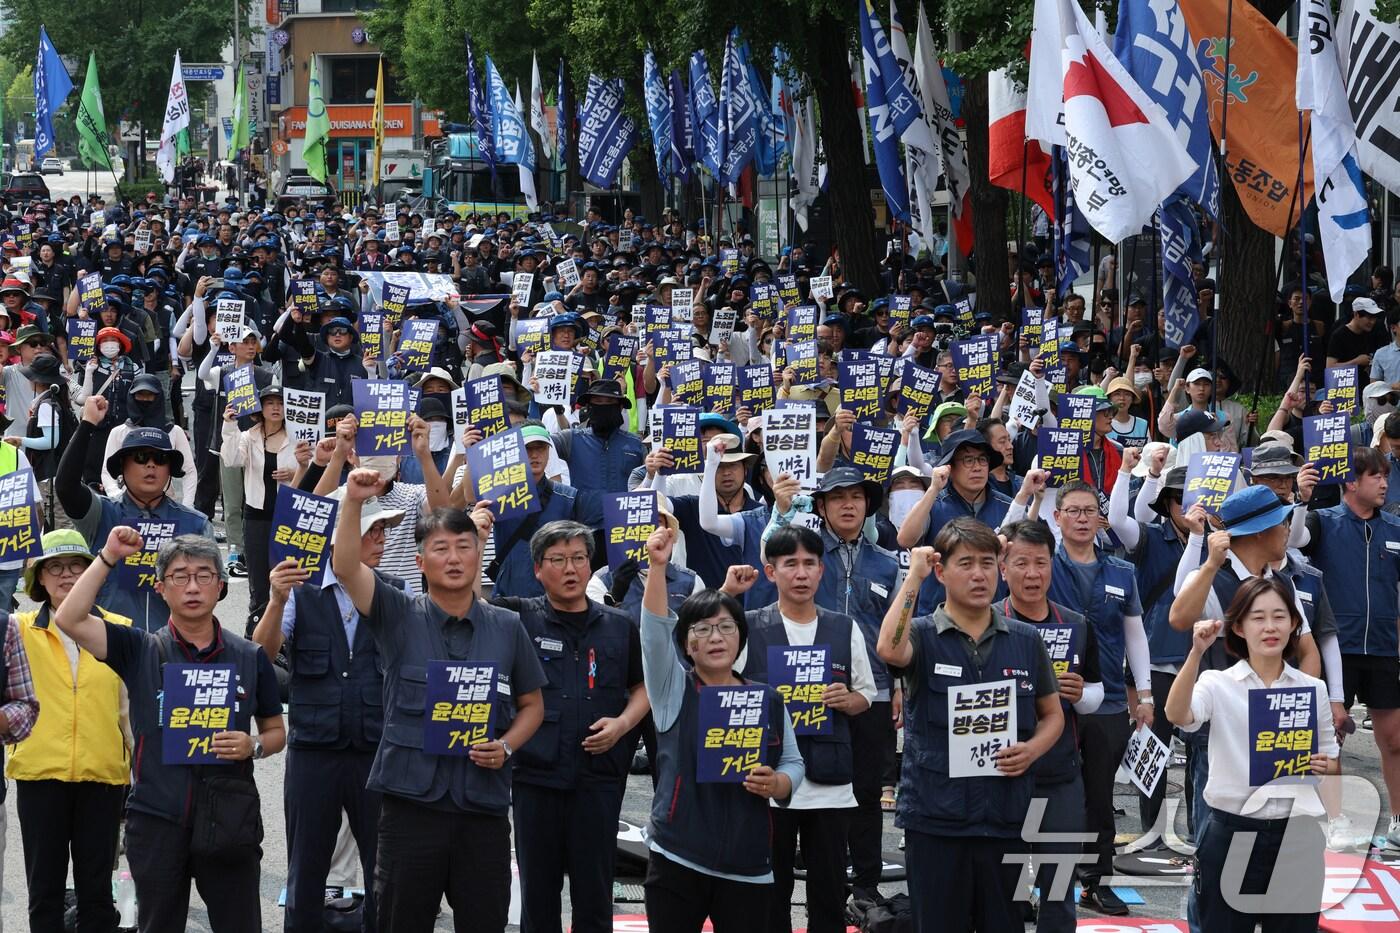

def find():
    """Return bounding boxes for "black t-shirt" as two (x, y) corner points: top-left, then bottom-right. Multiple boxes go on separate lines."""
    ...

(1327, 323), (1375, 366)
(1005, 602), (1103, 687)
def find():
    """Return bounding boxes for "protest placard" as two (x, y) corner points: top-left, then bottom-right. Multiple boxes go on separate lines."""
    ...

(954, 296), (975, 333)
(603, 491), (660, 567)
(719, 248), (740, 276)
(284, 388), (325, 443)
(697, 684), (769, 782)
(671, 287), (694, 314)
(516, 318), (551, 357)
(1248, 687), (1317, 785)
(1324, 365), (1359, 414)
(555, 258), (580, 289)
(358, 310), (386, 360)
(222, 364), (259, 419)
(659, 405), (702, 474)
(464, 376), (510, 437)
(0, 471), (40, 563)
(786, 304), (818, 342)
(889, 295), (912, 329)
(1007, 369), (1042, 430)
(450, 386), (470, 448)
(1021, 306), (1044, 348)
(768, 646), (831, 735)
(466, 427), (539, 518)
(1039, 315), (1065, 388)
(162, 665), (235, 765)
(1036, 624), (1081, 678)
(380, 282), (409, 326)
(839, 355), (883, 421)
(290, 279), (319, 316)
(1121, 726), (1171, 796)
(115, 518), (179, 603)
(511, 272), (535, 306)
(737, 365), (774, 413)
(1303, 413), (1352, 485)
(1182, 451), (1241, 516)
(423, 662), (496, 755)
(709, 308), (738, 347)
(534, 350), (580, 408)
(763, 408), (817, 489)
(948, 680), (1018, 778)
(269, 486), (338, 586)
(896, 362), (940, 421)
(848, 423), (897, 484)
(643, 304), (674, 340)
(703, 363), (736, 415)
(599, 333), (638, 384)
(1056, 394), (1097, 446)
(1038, 428), (1084, 487)
(809, 275), (834, 303)
(66, 318), (97, 362)
(952, 335), (998, 398)
(670, 360), (706, 407)
(749, 283), (778, 321)
(398, 318), (438, 372)
(776, 274), (801, 310)
(214, 298), (247, 343)
(134, 228), (152, 254)
(384, 220), (401, 242)
(653, 330), (693, 366)
(78, 272), (104, 316)
(352, 380), (410, 456)
(787, 340), (819, 387)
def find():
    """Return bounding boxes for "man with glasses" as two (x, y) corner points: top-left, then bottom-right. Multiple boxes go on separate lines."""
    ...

(488, 520), (647, 933)
(55, 398), (213, 632)
(52, 528), (286, 932)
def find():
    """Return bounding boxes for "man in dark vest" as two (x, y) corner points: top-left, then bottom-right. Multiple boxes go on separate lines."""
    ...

(490, 520), (649, 933)
(251, 495), (406, 932)
(332, 472), (546, 932)
(551, 379), (647, 501)
(877, 517), (1063, 933)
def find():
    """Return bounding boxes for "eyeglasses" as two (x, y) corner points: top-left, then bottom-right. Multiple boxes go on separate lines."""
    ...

(129, 450), (172, 466)
(953, 455), (989, 468)
(364, 524), (387, 541)
(541, 554), (591, 570)
(689, 620), (740, 640)
(1059, 507), (1098, 519)
(41, 559), (89, 577)
(327, 328), (350, 337)
(163, 569), (219, 587)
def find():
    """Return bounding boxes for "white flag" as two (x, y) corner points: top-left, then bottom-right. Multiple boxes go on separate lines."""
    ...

(1300, 0), (1371, 302)
(1338, 0), (1400, 196)
(1025, 0), (1193, 241)
(888, 1), (940, 197)
(156, 51), (191, 183)
(514, 82), (539, 212)
(530, 51), (553, 161)
(790, 95), (825, 232)
(915, 2), (970, 218)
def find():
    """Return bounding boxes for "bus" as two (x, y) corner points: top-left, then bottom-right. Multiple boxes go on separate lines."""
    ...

(422, 133), (530, 219)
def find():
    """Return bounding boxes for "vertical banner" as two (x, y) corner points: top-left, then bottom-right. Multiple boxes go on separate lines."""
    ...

(603, 491), (659, 567)
(1038, 428), (1085, 486)
(464, 376), (511, 437)
(1182, 451), (1241, 515)
(66, 318), (97, 361)
(161, 665), (236, 765)
(1248, 687), (1317, 785)
(222, 364), (259, 418)
(738, 365), (775, 413)
(763, 408), (818, 489)
(0, 472), (41, 562)
(696, 684), (769, 782)
(703, 363), (736, 415)
(269, 486), (338, 586)
(951, 335), (997, 398)
(767, 645), (831, 735)
(284, 388), (326, 443)
(352, 380), (410, 456)
(947, 679), (1018, 778)
(1303, 413), (1353, 485)
(466, 426), (539, 518)
(849, 423), (898, 484)
(838, 355), (883, 421)
(398, 318), (438, 372)
(423, 661), (497, 754)
(1324, 365), (1359, 414)
(659, 405), (702, 474)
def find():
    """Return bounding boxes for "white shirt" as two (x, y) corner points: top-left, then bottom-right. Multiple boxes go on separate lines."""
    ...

(1184, 552), (1311, 636)
(736, 612), (878, 810)
(1179, 660), (1337, 819)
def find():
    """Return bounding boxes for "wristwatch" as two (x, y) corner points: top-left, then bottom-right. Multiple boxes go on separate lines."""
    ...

(252, 739), (265, 760)
(501, 740), (514, 760)
(1138, 695), (1155, 706)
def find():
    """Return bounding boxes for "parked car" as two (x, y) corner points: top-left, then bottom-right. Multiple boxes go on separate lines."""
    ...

(0, 173), (51, 201)
(39, 157), (63, 175)
(276, 173), (338, 210)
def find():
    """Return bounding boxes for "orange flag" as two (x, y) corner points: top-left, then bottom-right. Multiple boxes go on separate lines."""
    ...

(1179, 0), (1314, 237)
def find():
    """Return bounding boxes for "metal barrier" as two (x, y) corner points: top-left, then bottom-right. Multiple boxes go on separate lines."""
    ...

(339, 189), (363, 211)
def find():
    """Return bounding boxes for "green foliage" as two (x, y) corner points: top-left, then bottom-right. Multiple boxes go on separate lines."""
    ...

(116, 177), (165, 202)
(1376, 0), (1400, 22)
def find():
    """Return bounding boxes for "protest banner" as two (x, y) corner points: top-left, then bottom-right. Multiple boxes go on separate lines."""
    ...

(709, 307), (738, 347)
(1182, 451), (1241, 515)
(954, 296), (975, 334)
(534, 350), (579, 408)
(599, 333), (638, 384)
(787, 339), (819, 386)
(719, 248), (740, 276)
(134, 228), (151, 254)
(78, 272), (103, 316)
(380, 282), (410, 326)
(786, 304), (818, 342)
(1038, 428), (1085, 487)
(384, 220), (401, 242)
(0, 471), (40, 563)
(603, 491), (660, 567)
(556, 258), (580, 289)
(516, 318), (551, 357)
(850, 422), (898, 484)
(896, 362), (941, 420)
(290, 278), (319, 316)
(466, 426), (539, 518)
(284, 388), (325, 443)
(838, 355), (883, 421)
(1121, 726), (1171, 797)
(671, 287), (694, 314)
(776, 274), (801, 310)
(511, 272), (535, 306)
(659, 405), (702, 474)
(423, 662), (497, 754)
(749, 283), (778, 322)
(269, 486), (338, 586)
(809, 275), (834, 303)
(1056, 394), (1097, 446)
(737, 365), (774, 413)
(115, 518), (179, 605)
(703, 363), (736, 415)
(763, 408), (817, 489)
(1248, 687), (1317, 785)
(1303, 413), (1353, 485)
(952, 335), (998, 399)
(1036, 624), (1081, 678)
(352, 380), (410, 456)
(222, 364), (259, 419)
(697, 684), (768, 782)
(398, 318), (438, 372)
(1007, 369), (1042, 430)
(1021, 306), (1044, 348)
(768, 646), (831, 735)
(66, 317), (97, 362)
(948, 680), (1018, 778)
(464, 376), (510, 437)
(670, 360), (706, 407)
(1325, 365), (1359, 414)
(162, 665), (235, 765)
(214, 298), (246, 343)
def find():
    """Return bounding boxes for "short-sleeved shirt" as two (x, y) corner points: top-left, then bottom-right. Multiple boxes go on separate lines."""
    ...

(902, 606), (1059, 704)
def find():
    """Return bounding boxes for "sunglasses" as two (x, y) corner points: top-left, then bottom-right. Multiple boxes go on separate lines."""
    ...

(129, 450), (173, 466)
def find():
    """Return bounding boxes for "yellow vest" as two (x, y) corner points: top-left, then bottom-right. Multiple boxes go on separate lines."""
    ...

(6, 607), (132, 785)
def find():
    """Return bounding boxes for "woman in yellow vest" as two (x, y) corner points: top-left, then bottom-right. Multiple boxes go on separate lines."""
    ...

(7, 530), (132, 931)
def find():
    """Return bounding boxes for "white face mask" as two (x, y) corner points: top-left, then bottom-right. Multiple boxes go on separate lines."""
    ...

(1134, 371), (1154, 388)
(99, 341), (120, 359)
(888, 489), (925, 530)
(428, 421), (449, 450)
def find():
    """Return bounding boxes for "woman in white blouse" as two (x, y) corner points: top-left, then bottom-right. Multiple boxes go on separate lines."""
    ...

(1166, 575), (1338, 933)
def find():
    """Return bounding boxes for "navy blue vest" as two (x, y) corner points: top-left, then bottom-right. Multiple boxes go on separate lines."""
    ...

(898, 611), (1041, 838)
(816, 535), (900, 695)
(1309, 504), (1400, 656)
(1137, 521), (1195, 665)
(1048, 546), (1136, 706)
(598, 563), (696, 618)
(741, 606), (855, 785)
(92, 496), (212, 633)
(916, 489), (1013, 613)
(1001, 598), (1086, 785)
(558, 428), (647, 496)
(491, 482), (586, 599)
(648, 674), (786, 877)
(286, 582), (384, 752)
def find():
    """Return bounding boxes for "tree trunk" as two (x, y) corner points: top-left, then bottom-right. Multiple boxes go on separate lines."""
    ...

(1215, 165), (1278, 393)
(807, 18), (880, 295)
(636, 150), (666, 224)
(961, 73), (1011, 323)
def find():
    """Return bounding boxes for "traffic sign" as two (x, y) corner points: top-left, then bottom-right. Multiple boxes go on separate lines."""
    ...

(182, 65), (225, 82)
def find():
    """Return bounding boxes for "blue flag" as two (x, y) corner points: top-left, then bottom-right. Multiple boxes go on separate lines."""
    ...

(720, 31), (762, 185)
(857, 0), (911, 221)
(484, 55), (533, 172)
(770, 47), (790, 168)
(577, 76), (637, 189)
(669, 69), (694, 182)
(643, 50), (675, 181)
(464, 34), (495, 177)
(1113, 0), (1221, 219)
(690, 51), (721, 177)
(1157, 196), (1203, 349)
(556, 60), (569, 169)
(745, 51), (776, 177)
(1052, 147), (1092, 298)
(34, 27), (74, 160)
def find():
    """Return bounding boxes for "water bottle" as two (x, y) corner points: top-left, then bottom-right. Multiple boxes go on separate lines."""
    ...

(115, 871), (137, 928)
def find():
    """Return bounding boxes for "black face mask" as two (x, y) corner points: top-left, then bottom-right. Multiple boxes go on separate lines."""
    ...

(127, 393), (166, 429)
(587, 404), (625, 435)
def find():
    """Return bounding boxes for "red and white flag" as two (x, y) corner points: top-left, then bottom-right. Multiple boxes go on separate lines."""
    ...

(988, 64), (1055, 219)
(1025, 0), (1193, 241)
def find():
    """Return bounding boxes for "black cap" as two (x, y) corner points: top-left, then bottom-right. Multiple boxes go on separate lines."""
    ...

(106, 427), (185, 478)
(935, 429), (1004, 470)
(581, 379), (631, 408)
(1150, 466), (1189, 517)
(814, 466), (884, 511)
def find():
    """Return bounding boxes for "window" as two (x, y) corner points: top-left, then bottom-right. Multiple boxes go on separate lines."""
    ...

(326, 56), (406, 105)
(321, 0), (379, 12)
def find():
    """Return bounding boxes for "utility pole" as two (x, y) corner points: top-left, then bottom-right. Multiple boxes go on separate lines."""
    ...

(233, 4), (244, 205)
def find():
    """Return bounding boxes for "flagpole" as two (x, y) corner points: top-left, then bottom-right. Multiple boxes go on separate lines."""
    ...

(1209, 0), (1237, 406)
(1297, 109), (1312, 399)
(1252, 121), (1308, 412)
(1017, 140), (1029, 316)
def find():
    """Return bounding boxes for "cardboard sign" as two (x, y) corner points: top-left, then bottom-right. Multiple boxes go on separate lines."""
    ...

(809, 275), (834, 303)
(671, 287), (694, 314)
(398, 318), (438, 372)
(466, 426), (539, 518)
(1324, 365), (1359, 415)
(1122, 726), (1171, 797)
(222, 364), (259, 419)
(464, 376), (510, 437)
(0, 471), (41, 563)
(1248, 687), (1317, 786)
(78, 272), (104, 316)
(850, 423), (898, 484)
(290, 278), (320, 316)
(737, 364), (774, 414)
(603, 491), (659, 567)
(1304, 413), (1353, 485)
(703, 363), (736, 415)
(896, 362), (941, 421)
(670, 360), (706, 408)
(763, 407), (818, 490)
(839, 355), (883, 421)
(1007, 369), (1042, 430)
(380, 282), (409, 326)
(768, 645), (831, 735)
(215, 298), (247, 343)
(1056, 394), (1097, 446)
(352, 379), (410, 456)
(556, 258), (580, 288)
(284, 387), (325, 443)
(696, 684), (768, 782)
(66, 317), (97, 361)
(1038, 428), (1084, 487)
(269, 486), (338, 586)
(786, 304), (818, 343)
(776, 274), (801, 310)
(423, 662), (496, 755)
(534, 350), (580, 408)
(948, 679), (1018, 778)
(709, 307), (738, 347)
(1036, 623), (1081, 677)
(161, 664), (236, 765)
(115, 519), (179, 606)
(599, 333), (638, 384)
(659, 405), (702, 474)
(951, 335), (998, 398)
(511, 272), (535, 306)
(1182, 451), (1241, 516)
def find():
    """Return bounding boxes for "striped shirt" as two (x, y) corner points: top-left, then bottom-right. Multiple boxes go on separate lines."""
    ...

(377, 481), (429, 595)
